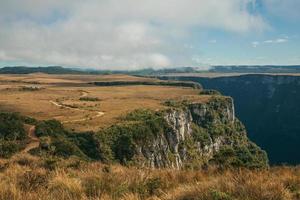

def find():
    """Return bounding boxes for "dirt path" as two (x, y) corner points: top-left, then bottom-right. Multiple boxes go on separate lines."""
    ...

(62, 111), (104, 123)
(80, 91), (88, 97)
(50, 93), (105, 123)
(21, 125), (39, 153)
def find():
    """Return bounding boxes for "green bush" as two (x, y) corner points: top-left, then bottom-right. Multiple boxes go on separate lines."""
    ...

(191, 123), (211, 145)
(144, 177), (164, 196)
(0, 140), (23, 158)
(95, 109), (171, 164)
(79, 97), (100, 101)
(67, 132), (101, 160)
(0, 112), (27, 158)
(35, 119), (65, 137)
(35, 120), (102, 161)
(211, 144), (268, 169)
(0, 112), (26, 140)
(51, 137), (87, 159)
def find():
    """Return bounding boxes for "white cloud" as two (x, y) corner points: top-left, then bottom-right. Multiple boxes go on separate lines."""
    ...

(251, 38), (288, 48)
(0, 0), (268, 69)
(263, 38), (288, 44)
(209, 40), (217, 44)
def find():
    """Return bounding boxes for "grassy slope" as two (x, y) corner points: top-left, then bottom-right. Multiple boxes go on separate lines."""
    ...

(0, 157), (299, 200)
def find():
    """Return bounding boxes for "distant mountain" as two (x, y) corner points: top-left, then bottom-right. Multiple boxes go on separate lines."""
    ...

(0, 66), (84, 74)
(210, 65), (300, 73)
(0, 66), (201, 75)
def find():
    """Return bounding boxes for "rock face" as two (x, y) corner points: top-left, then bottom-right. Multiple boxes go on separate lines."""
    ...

(164, 74), (300, 165)
(135, 97), (267, 169)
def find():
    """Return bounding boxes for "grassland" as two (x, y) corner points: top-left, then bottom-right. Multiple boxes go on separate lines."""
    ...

(1, 73), (299, 200)
(0, 74), (207, 132)
(0, 155), (299, 200)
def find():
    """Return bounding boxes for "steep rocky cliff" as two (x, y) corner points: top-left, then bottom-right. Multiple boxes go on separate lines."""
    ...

(163, 75), (300, 165)
(100, 97), (268, 169)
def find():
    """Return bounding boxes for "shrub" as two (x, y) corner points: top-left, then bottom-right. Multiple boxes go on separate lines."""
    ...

(79, 97), (100, 101)
(95, 109), (171, 164)
(35, 119), (65, 137)
(211, 144), (268, 169)
(0, 112), (26, 140)
(144, 177), (164, 196)
(51, 137), (87, 159)
(67, 132), (101, 160)
(17, 169), (48, 191)
(191, 123), (211, 145)
(0, 140), (23, 158)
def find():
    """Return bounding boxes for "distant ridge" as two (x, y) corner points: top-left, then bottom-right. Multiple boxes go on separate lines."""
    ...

(210, 65), (300, 73)
(0, 66), (200, 75)
(0, 66), (84, 74)
(1, 65), (300, 75)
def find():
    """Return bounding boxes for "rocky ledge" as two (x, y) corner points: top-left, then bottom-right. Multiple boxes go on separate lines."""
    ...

(126, 97), (268, 169)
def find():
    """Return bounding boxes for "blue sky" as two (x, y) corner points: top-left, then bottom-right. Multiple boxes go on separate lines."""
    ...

(0, 0), (299, 70)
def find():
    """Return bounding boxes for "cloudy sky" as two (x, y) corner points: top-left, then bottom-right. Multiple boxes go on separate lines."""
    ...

(0, 0), (299, 70)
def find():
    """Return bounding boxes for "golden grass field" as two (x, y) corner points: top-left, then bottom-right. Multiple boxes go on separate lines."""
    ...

(0, 73), (208, 131)
(1, 73), (300, 200)
(0, 154), (300, 200)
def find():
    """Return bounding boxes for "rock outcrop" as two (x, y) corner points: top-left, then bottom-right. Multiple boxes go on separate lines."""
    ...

(133, 97), (268, 169)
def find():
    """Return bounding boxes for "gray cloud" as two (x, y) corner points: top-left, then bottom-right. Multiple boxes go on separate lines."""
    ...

(0, 0), (267, 69)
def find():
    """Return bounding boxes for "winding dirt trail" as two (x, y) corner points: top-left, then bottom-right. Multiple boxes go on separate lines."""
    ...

(50, 90), (104, 123)
(21, 125), (39, 153)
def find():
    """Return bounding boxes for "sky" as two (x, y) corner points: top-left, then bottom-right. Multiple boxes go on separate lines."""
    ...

(0, 0), (299, 70)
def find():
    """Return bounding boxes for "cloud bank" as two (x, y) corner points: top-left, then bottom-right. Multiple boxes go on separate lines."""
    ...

(0, 0), (267, 69)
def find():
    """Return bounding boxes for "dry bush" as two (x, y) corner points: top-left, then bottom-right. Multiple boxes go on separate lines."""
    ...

(13, 153), (39, 167)
(17, 168), (48, 191)
(48, 170), (85, 200)
(0, 182), (21, 200)
(0, 161), (300, 200)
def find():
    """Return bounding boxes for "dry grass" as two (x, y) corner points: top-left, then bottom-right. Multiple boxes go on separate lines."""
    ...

(0, 159), (300, 200)
(0, 74), (161, 84)
(0, 74), (208, 131)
